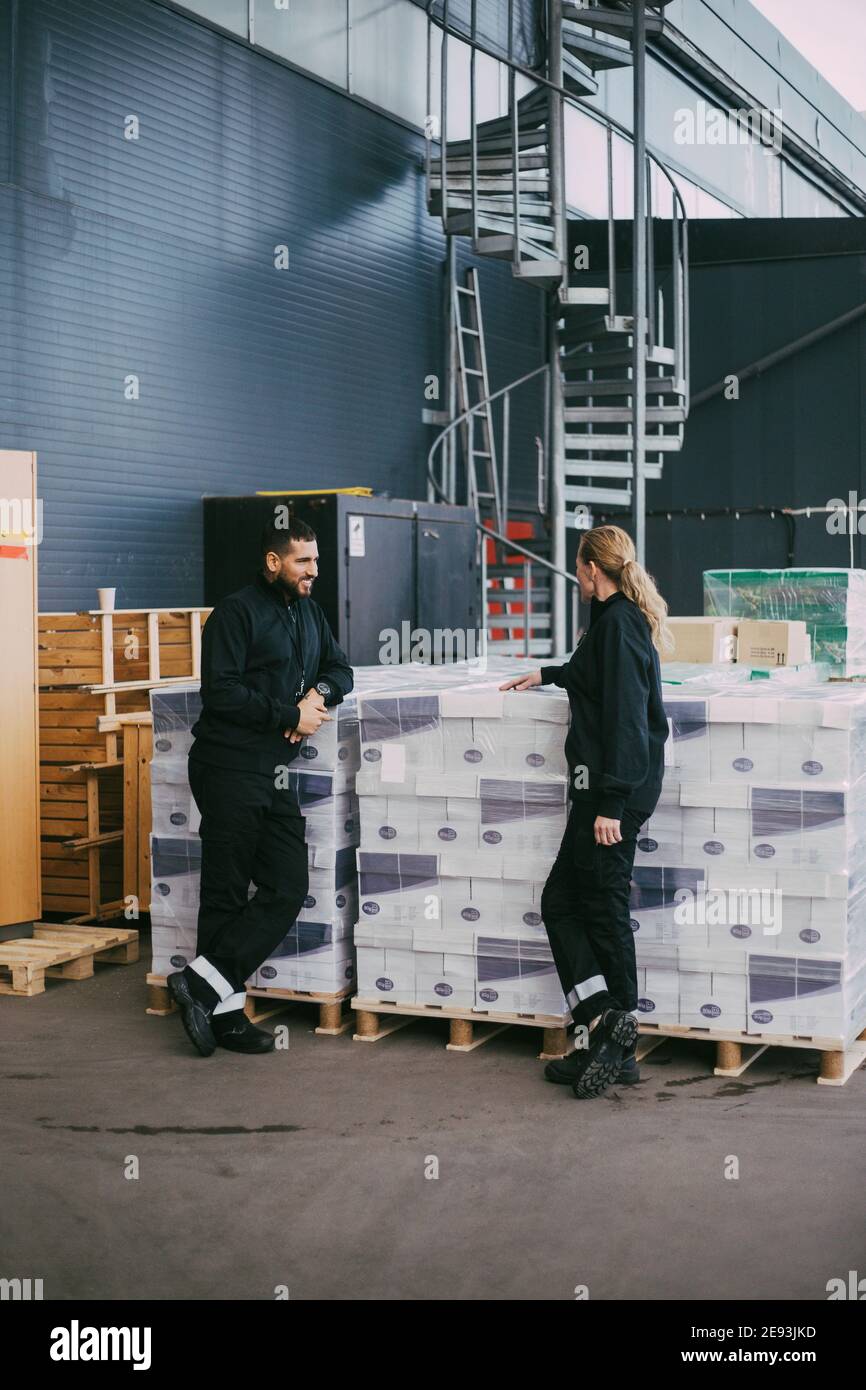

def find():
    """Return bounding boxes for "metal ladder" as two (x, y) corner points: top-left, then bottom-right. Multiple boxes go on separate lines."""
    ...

(454, 269), (503, 537)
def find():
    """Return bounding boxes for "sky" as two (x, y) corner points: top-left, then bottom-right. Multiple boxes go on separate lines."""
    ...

(749, 0), (866, 113)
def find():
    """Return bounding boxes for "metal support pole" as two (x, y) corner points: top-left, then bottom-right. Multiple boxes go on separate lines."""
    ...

(523, 560), (532, 658)
(547, 0), (566, 277)
(549, 303), (566, 654)
(446, 235), (458, 502)
(547, 0), (567, 653)
(631, 2), (647, 566)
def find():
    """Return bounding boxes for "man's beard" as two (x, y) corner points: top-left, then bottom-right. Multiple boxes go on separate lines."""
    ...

(273, 572), (312, 604)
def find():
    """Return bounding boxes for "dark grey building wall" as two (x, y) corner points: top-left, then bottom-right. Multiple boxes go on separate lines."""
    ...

(643, 221), (866, 615)
(0, 0), (544, 610)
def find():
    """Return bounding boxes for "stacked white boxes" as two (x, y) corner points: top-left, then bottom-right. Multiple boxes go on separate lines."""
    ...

(149, 686), (203, 978)
(354, 678), (571, 1018)
(633, 682), (866, 1043)
(148, 659), (539, 992)
(148, 683), (361, 994)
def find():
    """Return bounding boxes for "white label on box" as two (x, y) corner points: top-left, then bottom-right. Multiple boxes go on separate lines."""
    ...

(380, 742), (406, 784)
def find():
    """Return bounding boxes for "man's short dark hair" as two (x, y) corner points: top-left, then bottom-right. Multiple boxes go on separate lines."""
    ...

(260, 516), (317, 562)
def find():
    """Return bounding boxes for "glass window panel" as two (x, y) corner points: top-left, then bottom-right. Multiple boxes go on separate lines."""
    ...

(350, 0), (430, 127)
(564, 106), (608, 218)
(252, 0), (348, 89)
(431, 35), (501, 141)
(179, 0), (248, 34)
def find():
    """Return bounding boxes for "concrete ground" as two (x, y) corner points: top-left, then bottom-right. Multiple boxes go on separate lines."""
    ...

(2, 944), (865, 1302)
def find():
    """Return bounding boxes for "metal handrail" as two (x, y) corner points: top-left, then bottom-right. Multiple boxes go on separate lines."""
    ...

(476, 520), (578, 584)
(427, 362), (550, 505)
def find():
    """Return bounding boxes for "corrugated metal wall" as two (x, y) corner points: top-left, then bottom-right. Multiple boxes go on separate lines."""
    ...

(0, 0), (545, 609)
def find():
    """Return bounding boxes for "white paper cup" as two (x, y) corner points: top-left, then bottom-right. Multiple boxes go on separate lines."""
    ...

(97, 587), (116, 612)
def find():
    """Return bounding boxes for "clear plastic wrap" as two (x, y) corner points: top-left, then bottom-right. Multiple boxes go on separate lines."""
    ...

(704, 568), (866, 675)
(633, 678), (866, 1043)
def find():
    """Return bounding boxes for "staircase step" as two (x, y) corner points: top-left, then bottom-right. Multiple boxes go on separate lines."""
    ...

(563, 50), (600, 97)
(448, 212), (555, 243)
(565, 484), (633, 507)
(564, 405), (687, 424)
(563, 345), (676, 368)
(443, 130), (548, 159)
(513, 257), (565, 284)
(559, 313), (635, 342)
(430, 174), (550, 195)
(484, 612), (552, 631)
(487, 587), (552, 602)
(467, 233), (559, 264)
(564, 431), (682, 452)
(430, 153), (549, 174)
(441, 192), (552, 216)
(562, 23), (633, 72)
(484, 638), (556, 656)
(563, 376), (680, 397)
(559, 286), (610, 306)
(564, 459), (663, 480)
(563, 3), (665, 37)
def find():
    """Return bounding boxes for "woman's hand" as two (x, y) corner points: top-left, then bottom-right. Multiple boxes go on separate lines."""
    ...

(499, 670), (542, 692)
(594, 815), (622, 846)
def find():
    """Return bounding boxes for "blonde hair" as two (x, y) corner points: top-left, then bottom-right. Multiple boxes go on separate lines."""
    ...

(578, 524), (674, 656)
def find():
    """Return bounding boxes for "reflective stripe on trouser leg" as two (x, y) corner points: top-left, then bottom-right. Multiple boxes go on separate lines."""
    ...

(189, 956), (234, 1003)
(566, 974), (608, 1013)
(212, 991), (247, 1017)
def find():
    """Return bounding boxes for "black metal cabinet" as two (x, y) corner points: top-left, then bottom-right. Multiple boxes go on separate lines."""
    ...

(203, 492), (479, 666)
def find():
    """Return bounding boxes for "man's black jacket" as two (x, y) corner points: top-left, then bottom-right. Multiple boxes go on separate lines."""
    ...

(190, 572), (354, 775)
(540, 589), (668, 821)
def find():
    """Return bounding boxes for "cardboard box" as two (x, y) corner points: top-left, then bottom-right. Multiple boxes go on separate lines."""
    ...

(736, 620), (811, 668)
(666, 617), (737, 664)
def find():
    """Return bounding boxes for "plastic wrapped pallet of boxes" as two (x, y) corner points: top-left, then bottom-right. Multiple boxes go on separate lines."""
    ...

(354, 680), (572, 1018)
(630, 681), (866, 1043)
(149, 683), (361, 995)
(703, 568), (866, 676)
(147, 661), (542, 987)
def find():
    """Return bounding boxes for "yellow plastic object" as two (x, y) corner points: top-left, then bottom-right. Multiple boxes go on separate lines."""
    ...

(255, 487), (373, 496)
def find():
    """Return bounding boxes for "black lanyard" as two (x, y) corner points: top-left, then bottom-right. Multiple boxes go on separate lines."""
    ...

(288, 604), (306, 702)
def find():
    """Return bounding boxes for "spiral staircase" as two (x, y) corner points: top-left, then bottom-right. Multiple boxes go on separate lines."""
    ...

(425, 0), (689, 656)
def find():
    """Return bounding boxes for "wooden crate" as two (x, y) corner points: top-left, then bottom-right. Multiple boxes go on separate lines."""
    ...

(351, 996), (570, 1058)
(38, 606), (209, 921)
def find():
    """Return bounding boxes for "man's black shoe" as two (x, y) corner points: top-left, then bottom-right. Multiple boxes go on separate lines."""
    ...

(167, 970), (216, 1057)
(572, 1008), (639, 1099)
(545, 1047), (640, 1086)
(212, 1012), (276, 1054)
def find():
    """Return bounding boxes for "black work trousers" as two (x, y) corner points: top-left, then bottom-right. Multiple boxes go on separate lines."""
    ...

(187, 759), (308, 1006)
(541, 805), (647, 1028)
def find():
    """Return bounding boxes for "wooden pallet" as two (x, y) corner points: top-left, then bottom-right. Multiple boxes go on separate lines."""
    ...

(0, 924), (139, 997)
(146, 973), (354, 1035)
(637, 1022), (866, 1087)
(351, 996), (570, 1058)
(38, 605), (210, 920)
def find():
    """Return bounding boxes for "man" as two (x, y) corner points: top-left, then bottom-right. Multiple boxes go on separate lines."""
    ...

(168, 517), (354, 1057)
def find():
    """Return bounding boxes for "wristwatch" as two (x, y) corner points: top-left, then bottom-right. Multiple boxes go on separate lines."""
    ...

(315, 681), (332, 702)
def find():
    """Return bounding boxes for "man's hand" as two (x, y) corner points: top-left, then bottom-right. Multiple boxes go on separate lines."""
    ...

(499, 670), (543, 692)
(594, 815), (622, 846)
(285, 689), (331, 741)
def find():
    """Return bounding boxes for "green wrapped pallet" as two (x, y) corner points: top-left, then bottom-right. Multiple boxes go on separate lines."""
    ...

(703, 568), (866, 676)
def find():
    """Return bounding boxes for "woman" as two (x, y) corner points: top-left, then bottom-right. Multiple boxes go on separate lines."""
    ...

(500, 525), (672, 1099)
